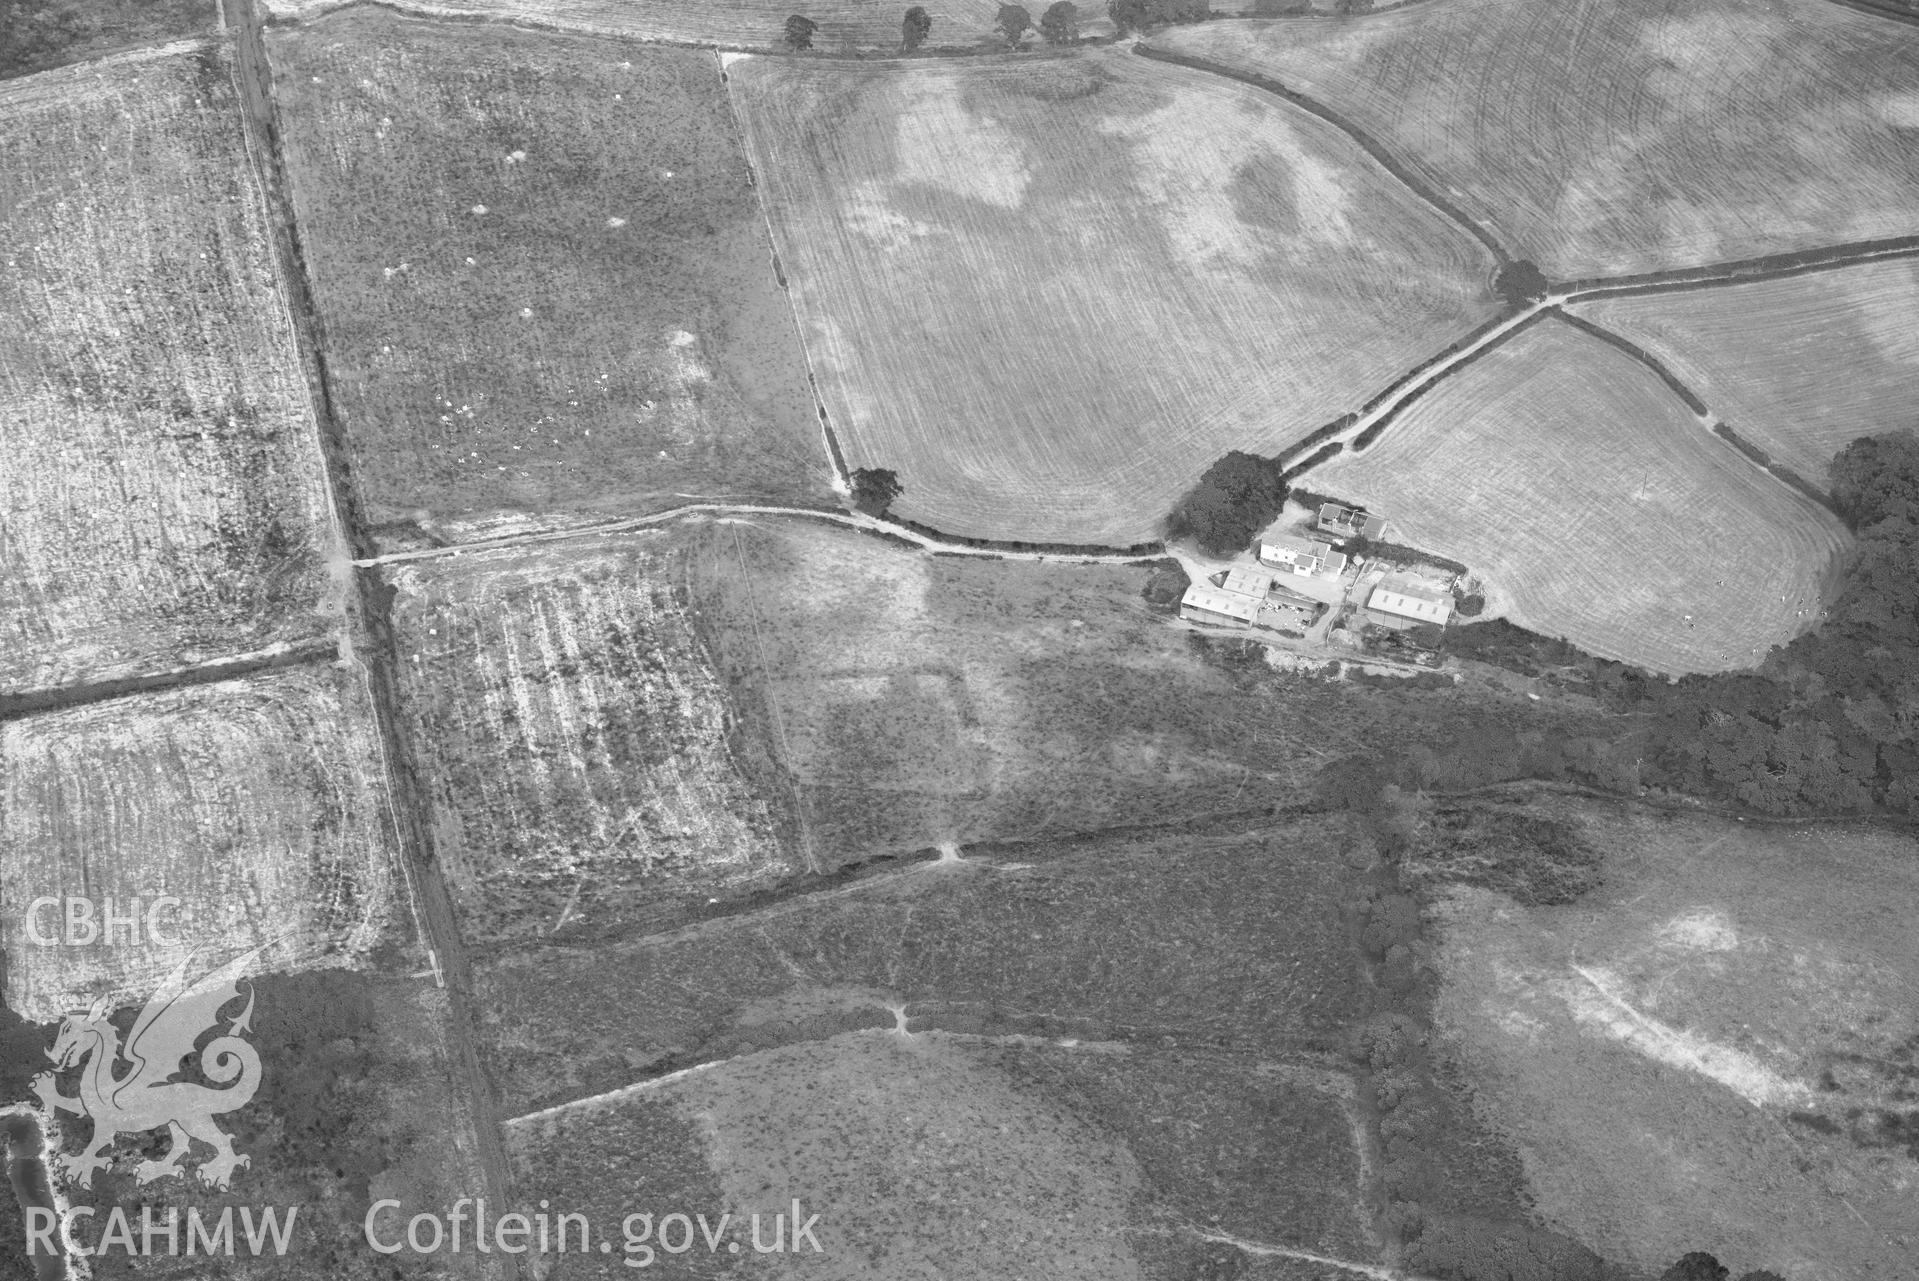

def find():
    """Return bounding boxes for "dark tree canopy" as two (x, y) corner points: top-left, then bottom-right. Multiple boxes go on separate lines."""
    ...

(1040, 0), (1080, 42)
(849, 467), (904, 517)
(1829, 428), (1919, 530)
(1164, 451), (1288, 556)
(1493, 259), (1550, 307)
(996, 2), (1034, 43)
(901, 4), (932, 48)
(782, 13), (818, 48)
(1659, 1254), (1729, 1281)
(1108, 0), (1150, 31)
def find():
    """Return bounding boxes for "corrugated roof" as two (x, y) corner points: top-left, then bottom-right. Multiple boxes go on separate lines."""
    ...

(1181, 584), (1257, 622)
(1221, 566), (1272, 598)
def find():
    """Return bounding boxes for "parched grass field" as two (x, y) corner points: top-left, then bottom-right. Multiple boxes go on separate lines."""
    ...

(0, 665), (402, 1024)
(1307, 318), (1849, 674)
(1153, 0), (1919, 277)
(270, 9), (828, 549)
(1428, 799), (1919, 1279)
(385, 531), (794, 944)
(728, 48), (1499, 544)
(685, 517), (1334, 859)
(0, 45), (340, 691)
(262, 0), (1108, 52)
(1574, 259), (1919, 482)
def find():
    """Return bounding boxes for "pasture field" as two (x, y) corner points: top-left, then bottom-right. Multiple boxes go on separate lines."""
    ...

(1153, 0), (1919, 277)
(0, 664), (402, 1024)
(263, 0), (1111, 51)
(1306, 318), (1850, 675)
(1, 0), (213, 80)
(728, 48), (1499, 544)
(476, 820), (1364, 1116)
(1574, 258), (1919, 483)
(1428, 799), (1919, 1279)
(0, 46), (340, 692)
(269, 9), (827, 550)
(384, 530), (794, 944)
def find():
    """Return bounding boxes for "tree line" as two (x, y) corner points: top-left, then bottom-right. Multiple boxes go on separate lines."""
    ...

(779, 0), (1221, 51)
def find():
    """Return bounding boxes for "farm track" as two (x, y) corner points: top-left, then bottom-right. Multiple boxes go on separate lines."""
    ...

(219, 0), (519, 1271)
(1560, 235), (1919, 304)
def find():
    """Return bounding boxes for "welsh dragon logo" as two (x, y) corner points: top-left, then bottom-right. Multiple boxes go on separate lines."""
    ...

(31, 945), (268, 1191)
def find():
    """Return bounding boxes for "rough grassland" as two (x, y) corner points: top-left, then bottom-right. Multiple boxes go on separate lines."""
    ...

(479, 821), (1364, 1115)
(0, 46), (340, 691)
(1155, 0), (1919, 277)
(386, 532), (793, 944)
(686, 518), (1332, 860)
(729, 49), (1498, 544)
(1429, 801), (1919, 1279)
(1575, 259), (1919, 481)
(0, 665), (401, 1024)
(270, 9), (827, 550)
(263, 0), (1111, 52)
(1308, 319), (1849, 674)
(0, 0), (213, 80)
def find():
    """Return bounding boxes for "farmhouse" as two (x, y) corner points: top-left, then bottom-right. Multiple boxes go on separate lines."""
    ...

(1367, 577), (1454, 629)
(1259, 532), (1347, 579)
(1180, 583), (1258, 628)
(1316, 503), (1386, 541)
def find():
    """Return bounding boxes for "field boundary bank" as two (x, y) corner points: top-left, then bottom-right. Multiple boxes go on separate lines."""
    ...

(1553, 310), (1844, 514)
(0, 36), (220, 94)
(1560, 235), (1919, 303)
(355, 501), (1171, 567)
(1823, 0), (1919, 26)
(224, 0), (520, 1263)
(0, 640), (337, 722)
(1436, 777), (1919, 835)
(1130, 42), (1512, 263)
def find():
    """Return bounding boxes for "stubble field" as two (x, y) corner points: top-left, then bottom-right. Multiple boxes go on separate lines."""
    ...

(1573, 258), (1919, 483)
(269, 9), (828, 551)
(1306, 318), (1849, 675)
(728, 48), (1499, 544)
(1428, 801), (1919, 1279)
(0, 44), (340, 692)
(0, 664), (401, 1024)
(1153, 0), (1919, 277)
(384, 531), (796, 945)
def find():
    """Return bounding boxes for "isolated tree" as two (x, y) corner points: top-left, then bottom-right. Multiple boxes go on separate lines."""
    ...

(850, 467), (903, 517)
(782, 13), (818, 48)
(1039, 0), (1081, 42)
(1493, 259), (1550, 307)
(996, 3), (1034, 44)
(1659, 1253), (1729, 1281)
(901, 5), (932, 48)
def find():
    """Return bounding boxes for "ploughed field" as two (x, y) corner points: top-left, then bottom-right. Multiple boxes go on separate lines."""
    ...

(0, 44), (341, 692)
(1572, 258), (1919, 484)
(728, 47), (1499, 545)
(270, 8), (828, 551)
(1151, 0), (1919, 277)
(1307, 318), (1849, 675)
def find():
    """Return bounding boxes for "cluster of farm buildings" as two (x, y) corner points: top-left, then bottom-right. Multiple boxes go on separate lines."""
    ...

(1180, 503), (1456, 636)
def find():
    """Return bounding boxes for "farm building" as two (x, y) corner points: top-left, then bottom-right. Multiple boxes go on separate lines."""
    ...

(1260, 532), (1348, 579)
(1220, 565), (1274, 600)
(1180, 584), (1258, 628)
(1367, 578), (1454, 629)
(1317, 503), (1386, 540)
